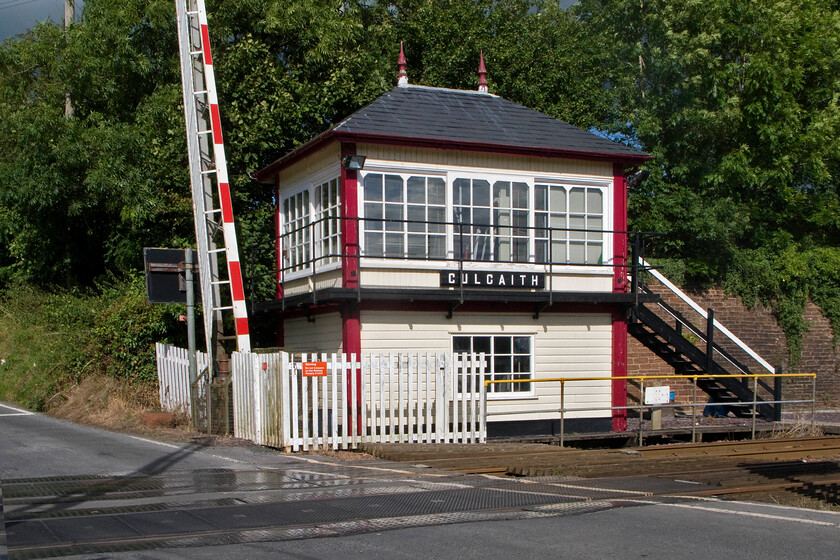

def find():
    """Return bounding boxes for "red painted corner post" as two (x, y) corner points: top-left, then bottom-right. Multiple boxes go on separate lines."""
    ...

(274, 177), (285, 348)
(612, 163), (629, 431)
(612, 312), (628, 432)
(342, 303), (362, 435)
(612, 163), (628, 294)
(341, 143), (359, 289)
(340, 143), (362, 434)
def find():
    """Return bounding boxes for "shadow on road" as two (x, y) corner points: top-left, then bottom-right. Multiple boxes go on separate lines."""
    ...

(2, 437), (220, 519)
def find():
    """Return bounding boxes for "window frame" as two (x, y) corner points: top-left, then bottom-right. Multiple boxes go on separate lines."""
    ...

(451, 333), (536, 399)
(314, 177), (342, 266)
(360, 171), (449, 261)
(535, 182), (607, 266)
(280, 170), (342, 280)
(356, 167), (613, 273)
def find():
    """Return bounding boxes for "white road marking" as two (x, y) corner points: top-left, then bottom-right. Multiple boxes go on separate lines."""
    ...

(629, 499), (840, 527)
(284, 454), (449, 476)
(485, 486), (594, 500)
(124, 434), (183, 450)
(123, 434), (249, 464)
(0, 403), (33, 415)
(681, 495), (840, 515)
(545, 482), (653, 496)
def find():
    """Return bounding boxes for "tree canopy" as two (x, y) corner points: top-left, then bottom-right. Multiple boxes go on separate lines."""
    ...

(574, 0), (840, 359)
(1, 0), (839, 361)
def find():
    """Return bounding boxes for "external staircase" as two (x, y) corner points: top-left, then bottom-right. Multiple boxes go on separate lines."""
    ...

(627, 254), (780, 421)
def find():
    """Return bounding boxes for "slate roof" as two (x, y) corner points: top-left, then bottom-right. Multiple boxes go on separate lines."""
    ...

(255, 85), (648, 180)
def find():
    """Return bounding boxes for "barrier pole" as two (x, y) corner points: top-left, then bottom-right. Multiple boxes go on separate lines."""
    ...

(751, 375), (758, 440)
(812, 375), (816, 431)
(692, 376), (698, 443)
(638, 378), (645, 447)
(560, 380), (565, 447)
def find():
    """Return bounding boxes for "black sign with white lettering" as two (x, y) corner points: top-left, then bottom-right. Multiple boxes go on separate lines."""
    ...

(440, 271), (545, 289)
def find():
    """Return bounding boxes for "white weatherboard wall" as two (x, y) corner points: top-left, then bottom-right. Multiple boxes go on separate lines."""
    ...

(357, 143), (614, 177)
(284, 312), (343, 353)
(360, 311), (612, 421)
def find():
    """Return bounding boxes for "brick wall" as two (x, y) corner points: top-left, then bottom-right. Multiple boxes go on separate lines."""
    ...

(627, 278), (838, 410)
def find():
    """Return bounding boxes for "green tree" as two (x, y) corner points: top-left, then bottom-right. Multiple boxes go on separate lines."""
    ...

(575, 0), (840, 361)
(0, 0), (192, 286)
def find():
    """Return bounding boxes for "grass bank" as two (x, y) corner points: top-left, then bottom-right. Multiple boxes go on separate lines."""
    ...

(0, 276), (185, 418)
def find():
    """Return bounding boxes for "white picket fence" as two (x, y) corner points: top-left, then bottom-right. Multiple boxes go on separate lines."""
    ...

(155, 343), (209, 414)
(232, 351), (487, 451)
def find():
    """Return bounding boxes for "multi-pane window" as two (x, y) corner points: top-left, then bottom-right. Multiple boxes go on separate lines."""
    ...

(452, 334), (532, 394)
(453, 178), (492, 261)
(315, 178), (340, 264)
(363, 173), (446, 259)
(535, 185), (604, 265)
(353, 172), (608, 267)
(454, 179), (530, 263)
(282, 190), (310, 272)
(492, 181), (529, 262)
(407, 176), (446, 259)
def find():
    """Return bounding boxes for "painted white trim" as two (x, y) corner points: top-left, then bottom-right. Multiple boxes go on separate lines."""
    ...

(534, 176), (612, 187)
(452, 332), (537, 399)
(283, 261), (341, 282)
(357, 168), (613, 268)
(360, 158), (612, 185)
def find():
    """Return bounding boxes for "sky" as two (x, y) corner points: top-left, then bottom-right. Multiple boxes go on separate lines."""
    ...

(0, 0), (85, 40)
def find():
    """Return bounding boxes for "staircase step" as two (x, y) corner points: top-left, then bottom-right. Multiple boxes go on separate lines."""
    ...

(629, 302), (777, 422)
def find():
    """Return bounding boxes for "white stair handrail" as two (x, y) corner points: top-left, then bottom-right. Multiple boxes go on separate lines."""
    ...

(640, 259), (775, 374)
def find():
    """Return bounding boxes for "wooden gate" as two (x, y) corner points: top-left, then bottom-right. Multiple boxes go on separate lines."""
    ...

(232, 351), (487, 450)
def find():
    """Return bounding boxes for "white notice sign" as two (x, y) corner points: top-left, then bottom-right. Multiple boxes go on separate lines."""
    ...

(644, 386), (671, 405)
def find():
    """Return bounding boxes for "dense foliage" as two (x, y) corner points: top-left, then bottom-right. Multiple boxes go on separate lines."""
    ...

(1, 0), (839, 366)
(575, 0), (840, 361)
(0, 278), (185, 409)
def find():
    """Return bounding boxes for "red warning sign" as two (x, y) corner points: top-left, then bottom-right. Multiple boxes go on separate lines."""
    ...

(302, 362), (328, 377)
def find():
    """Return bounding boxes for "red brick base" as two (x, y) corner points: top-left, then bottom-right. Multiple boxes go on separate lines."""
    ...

(627, 280), (839, 410)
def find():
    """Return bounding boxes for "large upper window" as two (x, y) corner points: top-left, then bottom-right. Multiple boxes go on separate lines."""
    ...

(358, 171), (609, 268)
(453, 178), (491, 261)
(454, 178), (531, 263)
(315, 178), (341, 265)
(281, 176), (340, 274)
(363, 173), (446, 259)
(492, 180), (529, 263)
(282, 190), (310, 273)
(453, 334), (533, 395)
(535, 185), (604, 265)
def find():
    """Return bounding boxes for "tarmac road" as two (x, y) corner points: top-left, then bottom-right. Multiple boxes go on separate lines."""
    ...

(2, 402), (839, 560)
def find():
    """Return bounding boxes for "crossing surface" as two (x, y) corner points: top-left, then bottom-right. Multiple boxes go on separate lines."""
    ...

(3, 403), (840, 559)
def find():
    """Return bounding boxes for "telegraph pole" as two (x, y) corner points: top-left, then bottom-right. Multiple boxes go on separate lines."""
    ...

(64, 1), (75, 119)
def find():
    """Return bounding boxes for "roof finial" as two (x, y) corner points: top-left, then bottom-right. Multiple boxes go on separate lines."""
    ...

(397, 41), (408, 87)
(478, 50), (488, 93)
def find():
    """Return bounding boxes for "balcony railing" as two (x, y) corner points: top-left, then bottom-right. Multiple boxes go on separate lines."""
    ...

(260, 215), (636, 309)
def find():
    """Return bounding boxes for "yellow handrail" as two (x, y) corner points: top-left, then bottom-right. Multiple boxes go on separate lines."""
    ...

(480, 372), (817, 446)
(482, 372), (816, 387)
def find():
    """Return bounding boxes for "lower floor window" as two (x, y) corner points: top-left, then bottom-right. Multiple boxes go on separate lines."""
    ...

(452, 334), (532, 394)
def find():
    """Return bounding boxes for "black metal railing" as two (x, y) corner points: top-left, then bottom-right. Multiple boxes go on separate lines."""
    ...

(260, 215), (638, 307)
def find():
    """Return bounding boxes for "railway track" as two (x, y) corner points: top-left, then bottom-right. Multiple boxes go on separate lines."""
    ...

(359, 436), (840, 507)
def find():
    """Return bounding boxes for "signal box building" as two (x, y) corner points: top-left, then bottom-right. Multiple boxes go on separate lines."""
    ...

(254, 57), (650, 436)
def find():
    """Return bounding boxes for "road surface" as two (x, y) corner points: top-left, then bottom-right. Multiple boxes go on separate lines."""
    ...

(2, 402), (838, 559)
